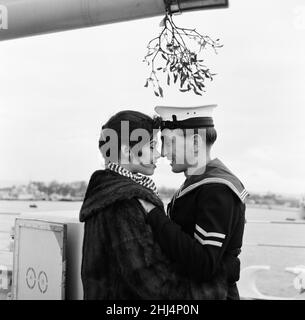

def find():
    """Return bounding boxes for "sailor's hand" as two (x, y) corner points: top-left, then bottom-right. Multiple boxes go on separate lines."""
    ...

(138, 199), (156, 213)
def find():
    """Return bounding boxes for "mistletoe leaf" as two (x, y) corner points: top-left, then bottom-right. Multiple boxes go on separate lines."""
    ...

(158, 86), (164, 98)
(174, 73), (178, 83)
(144, 12), (222, 97)
(193, 87), (202, 95)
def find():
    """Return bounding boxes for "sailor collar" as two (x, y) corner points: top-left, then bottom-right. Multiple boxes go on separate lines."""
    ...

(175, 158), (249, 203)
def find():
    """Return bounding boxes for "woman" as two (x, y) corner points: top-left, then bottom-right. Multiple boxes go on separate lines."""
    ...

(79, 110), (227, 300)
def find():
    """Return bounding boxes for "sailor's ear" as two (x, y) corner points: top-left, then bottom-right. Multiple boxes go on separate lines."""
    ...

(120, 144), (130, 158)
(193, 133), (201, 153)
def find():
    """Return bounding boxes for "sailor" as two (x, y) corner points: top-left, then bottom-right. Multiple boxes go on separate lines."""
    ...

(139, 105), (248, 300)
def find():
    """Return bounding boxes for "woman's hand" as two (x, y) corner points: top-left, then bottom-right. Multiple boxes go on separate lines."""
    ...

(138, 199), (156, 213)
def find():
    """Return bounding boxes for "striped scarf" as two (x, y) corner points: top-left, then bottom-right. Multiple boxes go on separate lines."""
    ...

(107, 162), (159, 196)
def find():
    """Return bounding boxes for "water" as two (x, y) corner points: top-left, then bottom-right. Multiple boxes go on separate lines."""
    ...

(0, 201), (304, 298)
(0, 200), (83, 214)
(241, 206), (305, 298)
(0, 200), (83, 267)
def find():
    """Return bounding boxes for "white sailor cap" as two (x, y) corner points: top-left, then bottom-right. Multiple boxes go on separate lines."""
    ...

(155, 105), (217, 130)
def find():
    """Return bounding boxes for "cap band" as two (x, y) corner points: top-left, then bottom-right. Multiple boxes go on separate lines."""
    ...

(161, 117), (214, 130)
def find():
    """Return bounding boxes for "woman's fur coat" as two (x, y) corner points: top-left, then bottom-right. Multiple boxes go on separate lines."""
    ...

(79, 169), (227, 299)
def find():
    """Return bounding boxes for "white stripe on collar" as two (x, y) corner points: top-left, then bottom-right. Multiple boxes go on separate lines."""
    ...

(177, 177), (249, 204)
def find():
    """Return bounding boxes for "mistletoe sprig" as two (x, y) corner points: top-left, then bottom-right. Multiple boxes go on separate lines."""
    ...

(143, 12), (223, 97)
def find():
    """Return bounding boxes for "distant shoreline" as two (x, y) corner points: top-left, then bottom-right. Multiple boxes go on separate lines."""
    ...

(246, 203), (299, 212)
(0, 199), (83, 202)
(0, 199), (300, 212)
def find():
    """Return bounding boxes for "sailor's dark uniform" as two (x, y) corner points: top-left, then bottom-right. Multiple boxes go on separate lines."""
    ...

(146, 158), (248, 299)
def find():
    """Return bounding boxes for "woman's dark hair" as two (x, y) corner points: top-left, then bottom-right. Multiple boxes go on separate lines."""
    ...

(99, 110), (158, 161)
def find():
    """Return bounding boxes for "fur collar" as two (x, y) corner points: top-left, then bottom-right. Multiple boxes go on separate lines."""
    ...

(79, 169), (163, 222)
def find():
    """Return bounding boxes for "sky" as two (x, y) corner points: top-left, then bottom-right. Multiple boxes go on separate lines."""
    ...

(0, 0), (305, 196)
